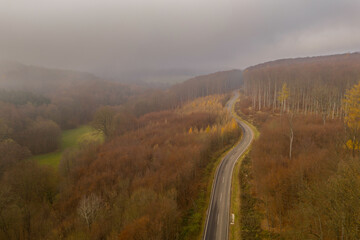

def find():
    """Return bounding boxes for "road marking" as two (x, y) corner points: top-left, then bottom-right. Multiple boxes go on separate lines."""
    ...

(202, 92), (254, 240)
(231, 213), (235, 225)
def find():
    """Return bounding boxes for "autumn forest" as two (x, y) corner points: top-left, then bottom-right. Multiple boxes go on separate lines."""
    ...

(2, 52), (360, 240)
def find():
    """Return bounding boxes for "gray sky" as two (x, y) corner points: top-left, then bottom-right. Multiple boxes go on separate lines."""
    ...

(1, 0), (360, 80)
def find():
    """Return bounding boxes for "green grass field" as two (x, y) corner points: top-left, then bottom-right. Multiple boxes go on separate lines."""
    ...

(32, 126), (104, 168)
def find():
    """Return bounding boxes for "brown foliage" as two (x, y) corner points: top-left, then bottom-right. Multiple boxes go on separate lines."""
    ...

(19, 119), (61, 154)
(0, 140), (31, 176)
(243, 53), (360, 120)
(0, 161), (58, 240)
(52, 96), (240, 239)
(0, 64), (243, 239)
(251, 114), (346, 234)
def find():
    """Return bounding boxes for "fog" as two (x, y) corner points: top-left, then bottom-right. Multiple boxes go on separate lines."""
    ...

(1, 0), (359, 81)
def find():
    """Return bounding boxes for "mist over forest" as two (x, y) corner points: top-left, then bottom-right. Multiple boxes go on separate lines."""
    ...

(1, 0), (360, 239)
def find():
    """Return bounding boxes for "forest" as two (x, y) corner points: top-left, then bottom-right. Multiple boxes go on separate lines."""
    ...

(2, 52), (360, 239)
(2, 0), (360, 239)
(236, 52), (360, 239)
(0, 64), (242, 239)
(243, 53), (360, 123)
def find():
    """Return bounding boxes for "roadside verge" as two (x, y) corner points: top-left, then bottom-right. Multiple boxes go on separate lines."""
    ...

(229, 96), (259, 240)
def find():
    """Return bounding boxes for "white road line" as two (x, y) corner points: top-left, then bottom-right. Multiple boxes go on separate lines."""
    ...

(202, 91), (254, 240)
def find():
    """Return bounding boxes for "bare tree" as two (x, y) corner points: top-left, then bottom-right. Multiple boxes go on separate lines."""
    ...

(77, 193), (102, 229)
(288, 113), (294, 160)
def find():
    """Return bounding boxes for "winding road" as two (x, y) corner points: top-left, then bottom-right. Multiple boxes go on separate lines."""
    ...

(203, 91), (254, 240)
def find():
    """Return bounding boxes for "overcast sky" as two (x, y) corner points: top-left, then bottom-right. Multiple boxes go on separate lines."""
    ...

(1, 0), (360, 80)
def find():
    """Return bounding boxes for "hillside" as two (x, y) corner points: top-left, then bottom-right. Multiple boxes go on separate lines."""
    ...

(246, 52), (360, 70)
(236, 52), (360, 239)
(171, 69), (242, 102)
(0, 61), (101, 94)
(127, 69), (243, 116)
(243, 52), (360, 121)
(0, 62), (137, 129)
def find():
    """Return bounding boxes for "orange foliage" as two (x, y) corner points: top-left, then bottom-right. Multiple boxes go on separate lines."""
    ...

(54, 96), (241, 238)
(251, 114), (345, 232)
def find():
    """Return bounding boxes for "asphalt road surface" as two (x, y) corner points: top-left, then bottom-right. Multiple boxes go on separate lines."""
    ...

(203, 91), (254, 240)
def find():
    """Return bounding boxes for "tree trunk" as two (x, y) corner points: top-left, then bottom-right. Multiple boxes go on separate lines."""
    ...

(289, 114), (294, 160)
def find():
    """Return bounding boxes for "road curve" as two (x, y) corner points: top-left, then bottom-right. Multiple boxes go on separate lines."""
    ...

(203, 91), (254, 240)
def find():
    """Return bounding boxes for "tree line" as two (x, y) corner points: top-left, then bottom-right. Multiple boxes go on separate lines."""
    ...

(0, 67), (243, 239)
(242, 53), (360, 122)
(236, 69), (360, 239)
(0, 94), (241, 239)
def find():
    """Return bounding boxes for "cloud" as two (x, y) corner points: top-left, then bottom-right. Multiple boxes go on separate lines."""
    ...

(0, 0), (359, 79)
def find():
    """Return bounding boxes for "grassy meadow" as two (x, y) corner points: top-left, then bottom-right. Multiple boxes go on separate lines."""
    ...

(32, 126), (104, 168)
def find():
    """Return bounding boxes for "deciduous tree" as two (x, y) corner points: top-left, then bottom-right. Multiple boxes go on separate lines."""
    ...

(343, 81), (360, 156)
(77, 193), (103, 230)
(91, 106), (116, 138)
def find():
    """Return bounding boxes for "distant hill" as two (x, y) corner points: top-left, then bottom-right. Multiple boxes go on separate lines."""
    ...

(0, 61), (100, 93)
(244, 52), (360, 91)
(0, 62), (136, 128)
(242, 52), (360, 116)
(171, 69), (242, 102)
(245, 52), (360, 70)
(127, 69), (243, 116)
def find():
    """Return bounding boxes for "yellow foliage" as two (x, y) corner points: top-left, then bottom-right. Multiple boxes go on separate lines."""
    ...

(343, 82), (360, 155)
(343, 81), (360, 131)
(346, 139), (360, 150)
(205, 125), (211, 133)
(212, 125), (218, 133)
(180, 94), (240, 138)
(277, 83), (290, 103)
(177, 95), (225, 114)
(231, 119), (238, 130)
